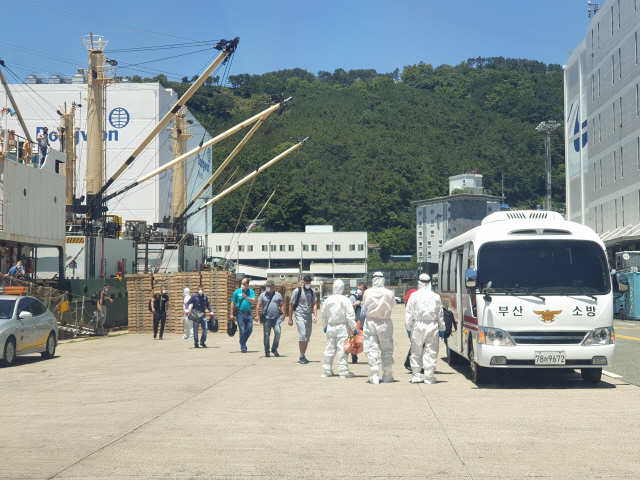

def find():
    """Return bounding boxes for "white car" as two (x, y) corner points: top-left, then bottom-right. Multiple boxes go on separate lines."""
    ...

(0, 295), (58, 367)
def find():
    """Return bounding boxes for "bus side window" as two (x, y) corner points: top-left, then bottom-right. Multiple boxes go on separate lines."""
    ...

(468, 243), (475, 269)
(441, 251), (450, 292)
(449, 253), (457, 293)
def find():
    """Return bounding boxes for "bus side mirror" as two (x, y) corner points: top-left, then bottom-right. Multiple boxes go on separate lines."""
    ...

(613, 272), (629, 293)
(465, 268), (477, 289)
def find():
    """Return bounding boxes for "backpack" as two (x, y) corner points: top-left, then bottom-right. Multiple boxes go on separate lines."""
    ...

(292, 287), (303, 311)
(90, 291), (101, 306)
(148, 293), (160, 313)
(443, 307), (456, 338)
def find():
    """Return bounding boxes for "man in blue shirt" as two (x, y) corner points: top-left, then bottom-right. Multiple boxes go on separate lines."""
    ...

(230, 277), (256, 353)
(185, 285), (213, 348)
(8, 260), (25, 279)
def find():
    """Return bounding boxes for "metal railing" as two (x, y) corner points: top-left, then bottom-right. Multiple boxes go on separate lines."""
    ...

(0, 129), (40, 167)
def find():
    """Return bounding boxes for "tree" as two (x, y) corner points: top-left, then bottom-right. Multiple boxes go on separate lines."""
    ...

(181, 76), (189, 83)
(191, 74), (199, 83)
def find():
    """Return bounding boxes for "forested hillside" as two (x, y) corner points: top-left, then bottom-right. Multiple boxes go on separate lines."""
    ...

(135, 57), (564, 255)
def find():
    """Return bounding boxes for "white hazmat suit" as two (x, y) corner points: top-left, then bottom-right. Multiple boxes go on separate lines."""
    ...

(405, 275), (445, 383)
(182, 288), (193, 339)
(363, 272), (395, 384)
(321, 279), (357, 378)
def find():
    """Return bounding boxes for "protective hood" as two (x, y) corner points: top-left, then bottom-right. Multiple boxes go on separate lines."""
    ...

(183, 288), (190, 296)
(418, 273), (431, 291)
(372, 272), (385, 288)
(333, 279), (344, 295)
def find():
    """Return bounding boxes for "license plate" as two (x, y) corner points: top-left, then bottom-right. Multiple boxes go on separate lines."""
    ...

(535, 351), (566, 365)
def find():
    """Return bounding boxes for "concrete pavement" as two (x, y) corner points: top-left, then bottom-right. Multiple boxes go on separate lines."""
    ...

(2, 308), (640, 479)
(609, 319), (640, 386)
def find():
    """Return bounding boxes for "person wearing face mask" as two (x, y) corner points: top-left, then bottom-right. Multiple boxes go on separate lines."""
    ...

(182, 287), (193, 340)
(186, 285), (214, 348)
(257, 280), (285, 357)
(152, 285), (170, 340)
(348, 282), (367, 364)
(288, 275), (318, 364)
(362, 272), (395, 385)
(321, 279), (358, 378)
(405, 273), (445, 384)
(230, 278), (256, 353)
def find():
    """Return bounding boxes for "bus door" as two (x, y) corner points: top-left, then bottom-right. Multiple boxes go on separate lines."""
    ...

(454, 249), (464, 354)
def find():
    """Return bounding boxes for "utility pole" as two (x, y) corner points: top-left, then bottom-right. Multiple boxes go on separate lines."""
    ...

(535, 120), (560, 211)
(170, 107), (192, 226)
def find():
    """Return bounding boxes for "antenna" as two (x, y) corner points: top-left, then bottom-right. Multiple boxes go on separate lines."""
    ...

(587, 2), (599, 18)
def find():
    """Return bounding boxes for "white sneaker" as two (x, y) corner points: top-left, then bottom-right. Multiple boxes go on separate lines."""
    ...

(320, 371), (334, 378)
(410, 375), (423, 383)
(369, 374), (380, 385)
(339, 371), (355, 378)
(381, 372), (395, 383)
(424, 377), (437, 384)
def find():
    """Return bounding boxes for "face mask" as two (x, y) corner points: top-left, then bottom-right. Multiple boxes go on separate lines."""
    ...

(265, 286), (271, 292)
(357, 289), (362, 295)
(198, 289), (203, 295)
(162, 290), (166, 294)
(304, 284), (311, 290)
(241, 284), (247, 291)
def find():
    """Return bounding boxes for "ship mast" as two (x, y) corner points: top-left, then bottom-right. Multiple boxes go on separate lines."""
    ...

(83, 31), (114, 220)
(58, 102), (78, 209)
(171, 107), (192, 220)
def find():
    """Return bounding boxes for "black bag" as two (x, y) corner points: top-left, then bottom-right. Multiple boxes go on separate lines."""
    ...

(260, 293), (275, 323)
(443, 307), (456, 338)
(188, 309), (204, 323)
(90, 292), (100, 306)
(208, 316), (219, 332)
(292, 287), (302, 311)
(227, 320), (237, 337)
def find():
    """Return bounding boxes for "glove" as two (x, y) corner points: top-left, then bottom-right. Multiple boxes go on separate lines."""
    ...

(185, 311), (190, 316)
(439, 331), (445, 339)
(407, 330), (411, 339)
(353, 329), (360, 336)
(209, 313), (214, 317)
(323, 327), (327, 333)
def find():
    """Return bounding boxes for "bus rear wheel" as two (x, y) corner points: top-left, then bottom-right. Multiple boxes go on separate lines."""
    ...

(581, 368), (602, 384)
(469, 341), (488, 384)
(446, 344), (461, 365)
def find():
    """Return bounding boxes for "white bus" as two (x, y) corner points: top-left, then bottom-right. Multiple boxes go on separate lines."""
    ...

(439, 211), (627, 384)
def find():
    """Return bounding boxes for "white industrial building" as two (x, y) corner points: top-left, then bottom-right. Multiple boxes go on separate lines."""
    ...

(565, 0), (640, 257)
(414, 174), (502, 274)
(203, 226), (367, 279)
(0, 81), (214, 232)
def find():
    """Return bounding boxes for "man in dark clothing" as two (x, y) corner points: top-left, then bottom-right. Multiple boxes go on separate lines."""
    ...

(152, 285), (170, 340)
(185, 285), (213, 348)
(348, 282), (367, 363)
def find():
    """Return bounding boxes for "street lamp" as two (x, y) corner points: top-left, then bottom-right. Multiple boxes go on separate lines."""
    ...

(535, 120), (561, 211)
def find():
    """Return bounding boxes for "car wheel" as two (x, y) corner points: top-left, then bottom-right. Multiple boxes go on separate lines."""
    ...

(446, 343), (461, 365)
(41, 332), (56, 359)
(1, 337), (17, 367)
(469, 340), (488, 384)
(581, 368), (602, 384)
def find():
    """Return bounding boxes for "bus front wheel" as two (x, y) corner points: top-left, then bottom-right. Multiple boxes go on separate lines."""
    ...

(581, 368), (602, 384)
(469, 341), (488, 384)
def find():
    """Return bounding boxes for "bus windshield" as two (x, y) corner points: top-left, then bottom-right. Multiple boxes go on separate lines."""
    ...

(477, 240), (610, 295)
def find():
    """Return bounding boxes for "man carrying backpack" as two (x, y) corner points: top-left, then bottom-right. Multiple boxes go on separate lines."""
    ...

(93, 285), (113, 335)
(288, 275), (317, 364)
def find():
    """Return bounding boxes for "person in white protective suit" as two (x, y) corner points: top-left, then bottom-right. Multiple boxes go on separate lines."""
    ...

(362, 272), (395, 385)
(321, 279), (359, 378)
(405, 273), (445, 384)
(182, 287), (193, 340)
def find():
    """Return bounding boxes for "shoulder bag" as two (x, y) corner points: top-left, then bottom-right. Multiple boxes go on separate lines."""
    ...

(188, 309), (204, 323)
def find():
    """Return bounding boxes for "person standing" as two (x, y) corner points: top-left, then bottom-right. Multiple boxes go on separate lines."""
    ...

(288, 275), (318, 364)
(36, 127), (51, 166)
(94, 284), (113, 335)
(362, 272), (395, 385)
(403, 286), (419, 372)
(8, 260), (25, 279)
(152, 285), (170, 340)
(257, 280), (285, 357)
(186, 285), (214, 348)
(321, 279), (358, 378)
(182, 287), (193, 340)
(230, 278), (256, 353)
(348, 282), (367, 364)
(405, 274), (445, 384)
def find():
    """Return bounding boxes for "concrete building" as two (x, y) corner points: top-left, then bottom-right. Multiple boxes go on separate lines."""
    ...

(203, 226), (367, 279)
(413, 175), (502, 273)
(565, 0), (640, 257)
(0, 82), (214, 232)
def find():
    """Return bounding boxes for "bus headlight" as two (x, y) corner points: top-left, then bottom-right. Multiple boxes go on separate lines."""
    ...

(480, 327), (515, 347)
(582, 327), (614, 346)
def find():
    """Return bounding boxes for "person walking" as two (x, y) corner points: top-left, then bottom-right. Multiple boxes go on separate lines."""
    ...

(321, 279), (358, 378)
(257, 280), (285, 357)
(230, 278), (256, 353)
(403, 286), (419, 372)
(362, 272), (395, 385)
(94, 284), (113, 335)
(288, 275), (318, 364)
(152, 285), (170, 340)
(182, 287), (193, 340)
(8, 260), (25, 280)
(185, 285), (214, 348)
(36, 127), (51, 166)
(348, 282), (367, 364)
(405, 274), (445, 384)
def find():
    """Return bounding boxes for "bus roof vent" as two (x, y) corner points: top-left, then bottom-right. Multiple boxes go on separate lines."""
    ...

(508, 228), (572, 236)
(482, 211), (565, 225)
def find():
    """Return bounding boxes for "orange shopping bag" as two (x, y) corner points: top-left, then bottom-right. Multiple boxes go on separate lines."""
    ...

(344, 321), (364, 355)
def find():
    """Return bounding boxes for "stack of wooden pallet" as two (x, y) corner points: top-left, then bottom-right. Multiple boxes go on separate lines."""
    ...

(126, 274), (154, 333)
(201, 271), (237, 333)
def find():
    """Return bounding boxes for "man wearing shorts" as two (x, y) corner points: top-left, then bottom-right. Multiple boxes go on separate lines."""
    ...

(288, 275), (317, 364)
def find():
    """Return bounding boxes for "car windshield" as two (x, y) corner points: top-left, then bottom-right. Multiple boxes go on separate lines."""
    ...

(0, 299), (16, 319)
(477, 240), (610, 295)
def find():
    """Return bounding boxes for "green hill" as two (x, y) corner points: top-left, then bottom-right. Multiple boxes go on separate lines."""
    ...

(133, 57), (564, 256)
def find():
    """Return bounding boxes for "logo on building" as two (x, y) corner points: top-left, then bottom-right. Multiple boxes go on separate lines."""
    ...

(109, 107), (130, 129)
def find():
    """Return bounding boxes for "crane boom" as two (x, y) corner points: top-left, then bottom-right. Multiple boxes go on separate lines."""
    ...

(0, 66), (33, 143)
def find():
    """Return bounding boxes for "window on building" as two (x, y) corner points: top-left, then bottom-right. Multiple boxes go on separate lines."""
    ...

(303, 244), (309, 251)
(618, 0), (621, 28)
(600, 158), (603, 187)
(349, 244), (355, 251)
(612, 55), (615, 84)
(637, 85), (639, 117)
(598, 69), (601, 96)
(453, 228), (457, 233)
(271, 245), (276, 252)
(614, 150), (617, 181)
(621, 147), (624, 178)
(312, 245), (317, 251)
(430, 209), (434, 214)
(611, 6), (614, 34)
(599, 113), (602, 141)
(430, 219), (434, 225)
(619, 48), (622, 79)
(594, 163), (597, 190)
(427, 241), (432, 246)
(430, 230), (434, 237)
(601, 205), (604, 232)
(247, 245), (253, 252)
(238, 245), (244, 252)
(216, 245), (222, 252)
(419, 242), (422, 247)
(591, 30), (594, 56)
(427, 251), (431, 257)
(637, 32), (639, 65)
(358, 244), (364, 251)
(620, 96), (623, 128)
(598, 22), (600, 51)
(279, 245), (285, 252)
(615, 198), (618, 228)
(334, 244), (341, 251)
(288, 245), (294, 252)
(224, 245), (230, 252)
(595, 207), (598, 233)
(613, 102), (617, 132)
(488, 207), (492, 212)
(418, 221), (422, 227)
(637, 137), (640, 169)
(439, 240), (443, 245)
(262, 245), (268, 252)
(326, 244), (332, 252)
(592, 75), (595, 102)
(622, 195), (625, 226)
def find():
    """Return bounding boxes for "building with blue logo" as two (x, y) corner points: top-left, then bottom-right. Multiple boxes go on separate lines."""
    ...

(565, 0), (640, 258)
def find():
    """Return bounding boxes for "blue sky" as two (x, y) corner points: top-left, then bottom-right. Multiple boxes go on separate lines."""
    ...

(0, 0), (593, 83)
